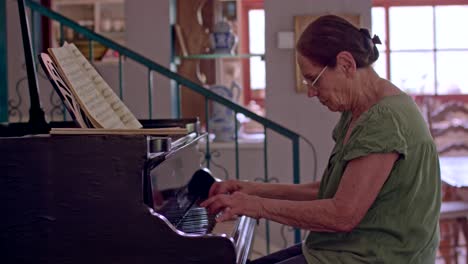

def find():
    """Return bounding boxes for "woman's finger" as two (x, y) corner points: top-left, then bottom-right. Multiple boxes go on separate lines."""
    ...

(216, 207), (238, 222)
(200, 194), (218, 207)
(207, 196), (231, 214)
(201, 194), (230, 213)
(208, 182), (221, 197)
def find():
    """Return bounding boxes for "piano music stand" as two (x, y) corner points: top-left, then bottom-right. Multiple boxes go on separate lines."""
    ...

(38, 53), (93, 128)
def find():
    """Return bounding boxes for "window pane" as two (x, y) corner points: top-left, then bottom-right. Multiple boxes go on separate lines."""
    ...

(390, 52), (435, 94)
(248, 10), (265, 53)
(248, 9), (265, 89)
(373, 52), (387, 79)
(371, 7), (386, 51)
(435, 6), (468, 49)
(250, 57), (265, 89)
(389, 6), (434, 50)
(437, 51), (468, 94)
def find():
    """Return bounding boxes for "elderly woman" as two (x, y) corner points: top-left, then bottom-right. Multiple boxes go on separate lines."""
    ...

(201, 15), (440, 264)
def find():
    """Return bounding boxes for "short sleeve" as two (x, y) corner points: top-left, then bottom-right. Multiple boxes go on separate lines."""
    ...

(343, 105), (408, 161)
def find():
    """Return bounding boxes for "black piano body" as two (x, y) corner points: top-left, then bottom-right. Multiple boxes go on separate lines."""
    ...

(0, 130), (255, 263)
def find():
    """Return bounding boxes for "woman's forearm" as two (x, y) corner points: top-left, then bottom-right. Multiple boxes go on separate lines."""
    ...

(258, 198), (356, 232)
(240, 181), (320, 201)
(254, 153), (399, 232)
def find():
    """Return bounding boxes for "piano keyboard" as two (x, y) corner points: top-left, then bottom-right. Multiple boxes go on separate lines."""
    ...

(175, 207), (216, 234)
(148, 145), (256, 263)
(155, 186), (249, 239)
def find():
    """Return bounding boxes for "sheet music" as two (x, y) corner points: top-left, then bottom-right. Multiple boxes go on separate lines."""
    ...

(49, 43), (142, 129)
(66, 44), (142, 129)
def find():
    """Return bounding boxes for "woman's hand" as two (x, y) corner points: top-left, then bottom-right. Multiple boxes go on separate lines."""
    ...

(208, 179), (253, 197)
(200, 192), (264, 222)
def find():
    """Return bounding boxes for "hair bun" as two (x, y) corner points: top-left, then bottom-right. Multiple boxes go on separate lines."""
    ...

(372, 35), (382, 45)
(296, 15), (381, 68)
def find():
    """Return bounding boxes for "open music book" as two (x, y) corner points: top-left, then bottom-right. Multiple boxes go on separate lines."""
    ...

(43, 43), (187, 136)
(48, 42), (142, 129)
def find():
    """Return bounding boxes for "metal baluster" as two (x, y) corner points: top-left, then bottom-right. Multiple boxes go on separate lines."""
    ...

(292, 136), (301, 244)
(59, 24), (64, 46)
(171, 81), (180, 119)
(0, 1), (7, 122)
(118, 54), (124, 99)
(264, 126), (270, 254)
(175, 81), (181, 119)
(88, 40), (93, 62)
(148, 68), (153, 119)
(235, 111), (239, 180)
(205, 97), (210, 168)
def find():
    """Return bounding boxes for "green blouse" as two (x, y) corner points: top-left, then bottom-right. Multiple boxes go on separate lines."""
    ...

(303, 93), (441, 264)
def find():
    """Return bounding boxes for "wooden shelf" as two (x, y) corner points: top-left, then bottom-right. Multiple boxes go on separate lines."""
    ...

(51, 0), (126, 50)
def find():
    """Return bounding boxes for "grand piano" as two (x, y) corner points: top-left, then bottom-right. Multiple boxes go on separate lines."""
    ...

(0, 1), (255, 263)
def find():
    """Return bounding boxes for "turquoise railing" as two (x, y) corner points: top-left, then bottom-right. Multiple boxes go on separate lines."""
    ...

(23, 0), (302, 249)
(0, 2), (7, 123)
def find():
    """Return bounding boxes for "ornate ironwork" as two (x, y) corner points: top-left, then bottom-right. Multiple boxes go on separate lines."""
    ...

(254, 177), (279, 184)
(199, 148), (229, 180)
(8, 76), (27, 122)
(9, 61), (65, 122)
(48, 87), (65, 121)
(280, 225), (308, 249)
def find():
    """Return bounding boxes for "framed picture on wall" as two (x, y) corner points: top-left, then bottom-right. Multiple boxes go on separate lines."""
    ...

(294, 14), (361, 93)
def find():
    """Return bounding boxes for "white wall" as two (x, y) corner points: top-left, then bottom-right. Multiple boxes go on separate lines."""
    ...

(124, 0), (172, 119)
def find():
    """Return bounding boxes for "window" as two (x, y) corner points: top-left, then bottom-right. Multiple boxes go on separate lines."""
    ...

(240, 0), (265, 107)
(372, 0), (468, 95)
(240, 0), (468, 102)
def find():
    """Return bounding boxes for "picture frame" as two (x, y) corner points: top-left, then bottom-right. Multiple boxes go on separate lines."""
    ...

(294, 14), (361, 93)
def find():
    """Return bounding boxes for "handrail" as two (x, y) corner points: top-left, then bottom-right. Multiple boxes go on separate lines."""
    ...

(24, 0), (299, 140)
(0, 2), (8, 122)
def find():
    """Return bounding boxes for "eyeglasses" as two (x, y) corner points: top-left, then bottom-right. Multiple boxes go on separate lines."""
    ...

(302, 65), (327, 90)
